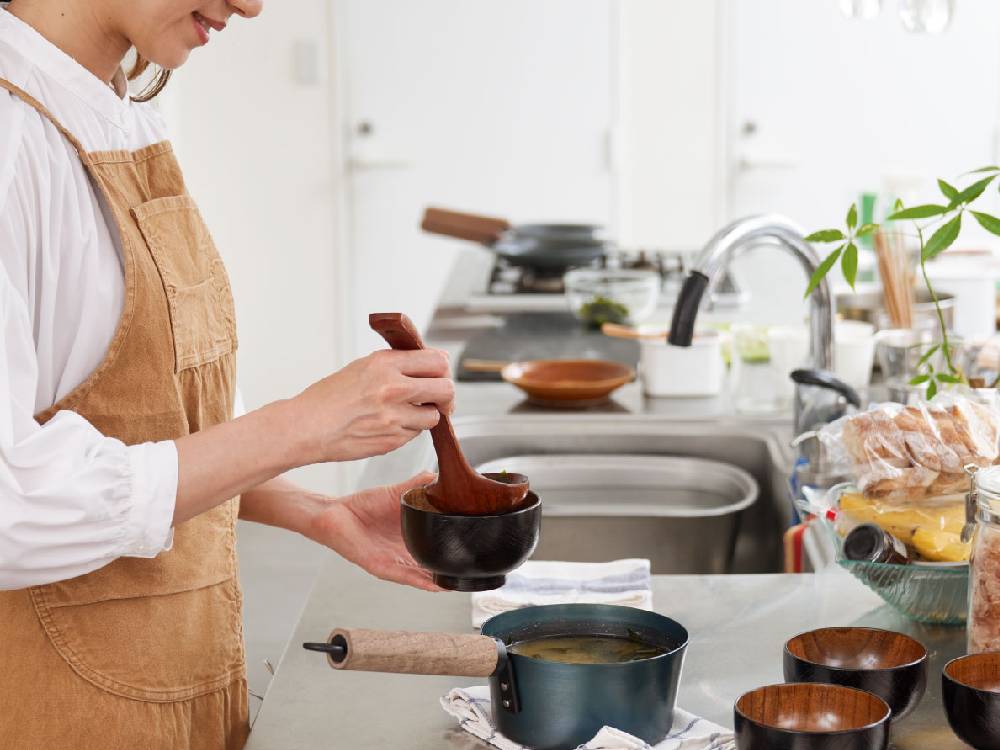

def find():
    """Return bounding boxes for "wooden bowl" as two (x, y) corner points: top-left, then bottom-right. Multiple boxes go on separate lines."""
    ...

(784, 627), (928, 720)
(501, 359), (634, 408)
(943, 652), (1000, 749)
(734, 683), (890, 750)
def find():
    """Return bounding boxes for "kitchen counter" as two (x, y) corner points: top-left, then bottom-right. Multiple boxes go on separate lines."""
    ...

(246, 560), (965, 750)
(245, 309), (964, 749)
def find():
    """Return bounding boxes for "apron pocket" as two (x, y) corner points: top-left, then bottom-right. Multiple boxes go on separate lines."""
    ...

(132, 196), (237, 373)
(30, 501), (244, 701)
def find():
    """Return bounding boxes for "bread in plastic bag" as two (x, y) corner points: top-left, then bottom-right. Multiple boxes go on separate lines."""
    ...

(818, 393), (1000, 502)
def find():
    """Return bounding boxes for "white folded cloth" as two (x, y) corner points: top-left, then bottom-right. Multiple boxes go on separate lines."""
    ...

(471, 559), (653, 627)
(441, 686), (735, 750)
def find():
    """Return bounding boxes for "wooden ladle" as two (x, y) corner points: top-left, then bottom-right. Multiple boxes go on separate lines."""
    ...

(369, 313), (530, 515)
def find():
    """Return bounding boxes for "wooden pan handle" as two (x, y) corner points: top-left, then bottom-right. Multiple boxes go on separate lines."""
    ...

(421, 207), (511, 246)
(369, 312), (425, 351)
(326, 628), (501, 677)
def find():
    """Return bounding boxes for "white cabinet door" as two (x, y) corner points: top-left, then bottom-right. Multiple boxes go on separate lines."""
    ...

(338, 0), (616, 353)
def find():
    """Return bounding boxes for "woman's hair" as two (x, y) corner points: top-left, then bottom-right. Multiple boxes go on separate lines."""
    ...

(127, 54), (170, 102)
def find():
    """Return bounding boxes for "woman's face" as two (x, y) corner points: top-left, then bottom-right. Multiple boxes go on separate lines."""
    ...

(120, 0), (264, 69)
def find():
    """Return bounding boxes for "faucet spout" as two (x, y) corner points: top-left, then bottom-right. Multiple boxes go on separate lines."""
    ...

(667, 214), (834, 370)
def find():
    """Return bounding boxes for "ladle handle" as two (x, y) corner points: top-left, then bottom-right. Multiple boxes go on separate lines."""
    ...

(311, 628), (502, 677)
(368, 312), (479, 485)
(369, 312), (426, 352)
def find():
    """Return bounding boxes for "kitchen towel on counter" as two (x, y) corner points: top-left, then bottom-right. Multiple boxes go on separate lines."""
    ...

(471, 559), (653, 628)
(441, 686), (735, 750)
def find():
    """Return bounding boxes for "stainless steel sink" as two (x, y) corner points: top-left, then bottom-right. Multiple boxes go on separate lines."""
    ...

(448, 415), (794, 574)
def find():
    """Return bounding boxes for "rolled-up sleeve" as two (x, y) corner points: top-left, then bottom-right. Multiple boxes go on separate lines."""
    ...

(0, 165), (177, 590)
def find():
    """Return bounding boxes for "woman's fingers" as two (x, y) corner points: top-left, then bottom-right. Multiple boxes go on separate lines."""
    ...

(407, 376), (455, 410)
(390, 349), (450, 378)
(400, 404), (441, 432)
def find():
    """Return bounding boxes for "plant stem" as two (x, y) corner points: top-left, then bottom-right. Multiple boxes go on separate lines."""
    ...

(915, 224), (958, 377)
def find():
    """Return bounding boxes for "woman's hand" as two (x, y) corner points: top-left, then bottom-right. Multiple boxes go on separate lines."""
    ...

(305, 473), (441, 592)
(290, 349), (454, 464)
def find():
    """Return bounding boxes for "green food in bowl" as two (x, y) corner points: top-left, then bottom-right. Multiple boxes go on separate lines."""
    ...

(579, 295), (630, 329)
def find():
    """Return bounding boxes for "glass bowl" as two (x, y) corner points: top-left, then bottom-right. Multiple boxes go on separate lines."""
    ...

(822, 521), (968, 625)
(563, 269), (660, 329)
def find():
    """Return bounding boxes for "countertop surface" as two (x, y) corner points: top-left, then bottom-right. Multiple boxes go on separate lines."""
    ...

(245, 562), (965, 750)
(245, 309), (965, 750)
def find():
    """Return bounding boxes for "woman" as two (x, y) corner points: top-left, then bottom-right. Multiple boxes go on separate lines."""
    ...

(0, 1), (453, 748)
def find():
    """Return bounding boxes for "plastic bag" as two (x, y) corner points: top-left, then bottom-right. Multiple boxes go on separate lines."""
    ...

(818, 393), (1000, 503)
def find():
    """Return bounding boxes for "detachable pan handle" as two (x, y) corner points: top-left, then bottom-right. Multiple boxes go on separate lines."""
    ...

(303, 628), (503, 677)
(421, 207), (511, 246)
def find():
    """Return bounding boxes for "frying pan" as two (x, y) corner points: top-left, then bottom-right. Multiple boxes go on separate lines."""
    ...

(422, 207), (607, 269)
(303, 603), (688, 750)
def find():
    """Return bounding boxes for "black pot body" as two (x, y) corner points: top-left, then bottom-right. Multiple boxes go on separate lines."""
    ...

(783, 652), (927, 720)
(481, 604), (688, 750)
(734, 713), (889, 750)
(943, 674), (1000, 750)
(401, 492), (541, 591)
(491, 236), (607, 269)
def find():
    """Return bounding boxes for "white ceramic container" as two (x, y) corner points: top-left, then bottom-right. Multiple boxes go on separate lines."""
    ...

(640, 330), (723, 397)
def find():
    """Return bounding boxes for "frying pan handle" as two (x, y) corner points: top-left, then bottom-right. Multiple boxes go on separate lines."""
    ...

(369, 312), (425, 351)
(304, 629), (503, 677)
(421, 207), (511, 246)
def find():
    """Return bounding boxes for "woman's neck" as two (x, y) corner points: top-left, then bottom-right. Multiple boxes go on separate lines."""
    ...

(6, 1), (130, 84)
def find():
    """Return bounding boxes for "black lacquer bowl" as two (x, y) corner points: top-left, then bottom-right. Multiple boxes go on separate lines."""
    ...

(784, 627), (928, 720)
(735, 683), (891, 750)
(943, 652), (1000, 750)
(401, 473), (541, 591)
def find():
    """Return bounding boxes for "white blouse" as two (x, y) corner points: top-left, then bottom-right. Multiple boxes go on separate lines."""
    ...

(0, 10), (212, 588)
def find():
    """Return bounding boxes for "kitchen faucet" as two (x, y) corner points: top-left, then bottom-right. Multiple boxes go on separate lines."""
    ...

(668, 214), (834, 370)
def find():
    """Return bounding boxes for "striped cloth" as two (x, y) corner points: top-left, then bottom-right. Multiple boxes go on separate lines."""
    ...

(441, 686), (735, 750)
(471, 559), (653, 628)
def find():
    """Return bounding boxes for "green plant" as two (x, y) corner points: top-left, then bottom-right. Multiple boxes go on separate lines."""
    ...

(805, 167), (1000, 397)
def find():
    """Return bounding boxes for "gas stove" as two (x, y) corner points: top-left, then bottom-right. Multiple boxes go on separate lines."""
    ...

(467, 250), (688, 314)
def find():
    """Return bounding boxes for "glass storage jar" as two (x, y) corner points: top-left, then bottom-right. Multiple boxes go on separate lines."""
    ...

(966, 466), (1000, 653)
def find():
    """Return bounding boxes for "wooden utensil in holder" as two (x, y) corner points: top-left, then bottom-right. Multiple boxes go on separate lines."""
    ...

(369, 313), (529, 515)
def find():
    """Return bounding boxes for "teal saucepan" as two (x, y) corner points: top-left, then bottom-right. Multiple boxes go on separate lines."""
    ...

(303, 603), (688, 750)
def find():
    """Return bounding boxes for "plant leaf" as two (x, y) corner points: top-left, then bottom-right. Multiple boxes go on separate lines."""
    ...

(804, 229), (846, 243)
(917, 343), (940, 366)
(841, 242), (858, 290)
(926, 379), (938, 400)
(950, 175), (996, 207)
(846, 203), (857, 231)
(972, 211), (1000, 238)
(937, 372), (963, 384)
(856, 223), (878, 238)
(966, 165), (1000, 175)
(910, 374), (930, 385)
(804, 245), (843, 299)
(938, 179), (959, 202)
(888, 204), (949, 220)
(922, 213), (962, 261)
(894, 198), (904, 212)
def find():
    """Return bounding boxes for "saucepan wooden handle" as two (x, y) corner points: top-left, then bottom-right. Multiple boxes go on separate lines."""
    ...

(316, 628), (502, 677)
(369, 312), (425, 351)
(421, 207), (511, 246)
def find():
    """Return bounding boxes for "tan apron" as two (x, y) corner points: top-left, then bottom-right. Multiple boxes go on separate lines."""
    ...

(0, 79), (248, 750)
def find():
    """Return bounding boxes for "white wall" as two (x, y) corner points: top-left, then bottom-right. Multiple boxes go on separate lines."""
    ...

(161, 2), (353, 494)
(617, 0), (722, 251)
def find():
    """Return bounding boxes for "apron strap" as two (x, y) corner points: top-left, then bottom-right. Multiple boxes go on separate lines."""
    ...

(0, 77), (87, 157)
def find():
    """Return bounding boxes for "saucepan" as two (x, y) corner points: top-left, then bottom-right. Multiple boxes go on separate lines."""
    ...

(303, 603), (688, 750)
(422, 206), (607, 269)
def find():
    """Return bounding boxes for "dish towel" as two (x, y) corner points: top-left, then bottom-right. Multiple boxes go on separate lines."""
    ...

(471, 559), (653, 627)
(441, 686), (735, 750)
